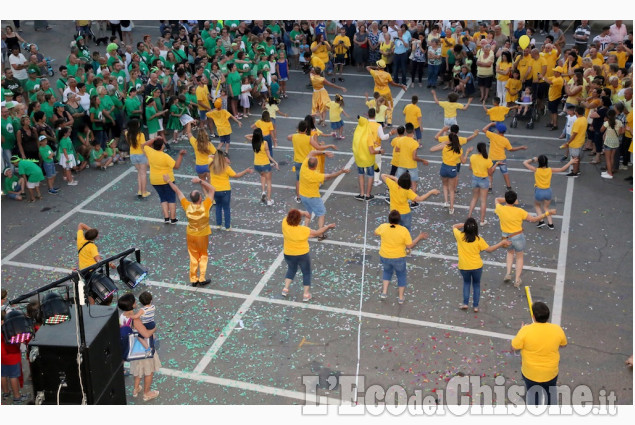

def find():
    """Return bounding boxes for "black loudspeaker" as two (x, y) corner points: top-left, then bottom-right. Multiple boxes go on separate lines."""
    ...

(29, 305), (127, 405)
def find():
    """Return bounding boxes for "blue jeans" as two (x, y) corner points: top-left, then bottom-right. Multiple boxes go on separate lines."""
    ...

(523, 374), (559, 406)
(214, 190), (231, 228)
(94, 129), (107, 150)
(400, 212), (412, 232)
(460, 268), (482, 307)
(380, 256), (407, 287)
(264, 135), (273, 158)
(393, 52), (408, 84)
(3, 148), (15, 172)
(427, 63), (440, 87)
(284, 253), (311, 286)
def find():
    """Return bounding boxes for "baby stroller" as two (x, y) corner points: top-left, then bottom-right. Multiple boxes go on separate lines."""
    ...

(510, 97), (539, 129)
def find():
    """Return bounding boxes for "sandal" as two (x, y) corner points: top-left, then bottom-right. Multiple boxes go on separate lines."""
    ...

(473, 307), (479, 313)
(503, 274), (512, 283)
(514, 278), (522, 288)
(143, 390), (159, 401)
(281, 288), (289, 297)
(459, 304), (468, 310)
(132, 385), (142, 397)
(302, 294), (312, 302)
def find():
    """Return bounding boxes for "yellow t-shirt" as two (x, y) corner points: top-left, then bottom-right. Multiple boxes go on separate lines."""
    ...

(310, 42), (330, 64)
(375, 223), (412, 259)
(495, 203), (528, 234)
(386, 178), (416, 215)
(440, 37), (456, 58)
(189, 136), (217, 166)
(370, 69), (393, 95)
(511, 322), (567, 382)
(390, 136), (403, 167)
(254, 139), (270, 166)
(380, 41), (394, 64)
(487, 106), (511, 122)
(397, 136), (419, 169)
(453, 227), (489, 270)
(310, 73), (325, 90)
(206, 109), (232, 136)
(299, 157), (325, 198)
(438, 135), (468, 145)
(486, 131), (512, 161)
(366, 99), (376, 110)
(505, 78), (522, 103)
(530, 56), (546, 81)
(441, 145), (462, 166)
(144, 145), (176, 185)
(327, 101), (343, 123)
(625, 110), (633, 138)
(333, 35), (351, 56)
(438, 101), (464, 118)
(77, 230), (99, 270)
(282, 218), (311, 256)
(496, 61), (512, 81)
(541, 50), (558, 77)
(180, 197), (213, 236)
(210, 165), (236, 192)
(292, 133), (312, 163)
(310, 55), (326, 72)
(470, 154), (493, 178)
(548, 76), (564, 102)
(127, 132), (146, 155)
(265, 104), (279, 119)
(196, 85), (211, 111)
(568, 118), (588, 148)
(403, 104), (422, 128)
(375, 104), (388, 123)
(515, 55), (532, 81)
(255, 120), (274, 136)
(534, 168), (552, 189)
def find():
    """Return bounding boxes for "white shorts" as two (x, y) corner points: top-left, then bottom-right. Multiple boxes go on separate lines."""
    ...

(444, 117), (458, 126)
(59, 154), (77, 170)
(26, 181), (40, 189)
(158, 118), (164, 131)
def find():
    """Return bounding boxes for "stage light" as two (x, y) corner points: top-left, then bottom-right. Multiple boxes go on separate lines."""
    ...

(1, 309), (34, 344)
(41, 292), (71, 325)
(88, 272), (118, 304)
(117, 257), (148, 288)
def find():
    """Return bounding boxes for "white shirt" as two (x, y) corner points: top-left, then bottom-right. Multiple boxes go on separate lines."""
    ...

(63, 86), (80, 103)
(609, 24), (627, 44)
(593, 34), (612, 52)
(78, 92), (91, 111)
(565, 115), (578, 136)
(9, 53), (27, 80)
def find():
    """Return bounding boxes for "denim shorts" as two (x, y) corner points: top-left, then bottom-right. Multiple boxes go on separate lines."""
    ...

(300, 196), (326, 217)
(42, 161), (56, 178)
(380, 256), (408, 287)
(534, 187), (552, 201)
(130, 154), (148, 165)
(7, 184), (21, 199)
(1, 363), (21, 378)
(195, 164), (210, 174)
(444, 117), (458, 126)
(414, 128), (422, 140)
(220, 134), (231, 143)
(569, 148), (581, 158)
(472, 176), (489, 189)
(396, 167), (419, 181)
(492, 159), (508, 174)
(294, 161), (302, 181)
(254, 164), (272, 173)
(153, 183), (177, 203)
(440, 163), (457, 178)
(198, 110), (209, 121)
(502, 232), (526, 252)
(331, 120), (343, 130)
(400, 212), (412, 231)
(357, 165), (374, 177)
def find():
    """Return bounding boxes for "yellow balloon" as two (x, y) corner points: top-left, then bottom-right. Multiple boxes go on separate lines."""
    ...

(519, 35), (530, 50)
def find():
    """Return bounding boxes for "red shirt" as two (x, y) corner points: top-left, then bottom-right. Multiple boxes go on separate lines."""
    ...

(1, 332), (22, 365)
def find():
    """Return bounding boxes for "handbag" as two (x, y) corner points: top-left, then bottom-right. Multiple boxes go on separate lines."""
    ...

(127, 330), (154, 360)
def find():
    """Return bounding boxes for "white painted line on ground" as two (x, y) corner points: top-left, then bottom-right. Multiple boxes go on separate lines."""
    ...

(353, 200), (370, 402)
(3, 259), (516, 341)
(551, 177), (574, 326)
(1, 167), (136, 265)
(159, 367), (341, 404)
(75, 209), (557, 274)
(322, 156), (356, 202)
(290, 69), (374, 78)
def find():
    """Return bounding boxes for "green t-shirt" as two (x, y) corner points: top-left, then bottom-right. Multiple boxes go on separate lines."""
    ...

(3, 174), (19, 194)
(185, 93), (198, 111)
(146, 105), (160, 134)
(1, 118), (17, 150)
(100, 95), (115, 124)
(107, 56), (123, 69)
(227, 71), (241, 97)
(56, 78), (68, 93)
(125, 97), (142, 118)
(41, 102), (55, 123)
(267, 24), (281, 36)
(90, 147), (104, 163)
(18, 160), (44, 182)
(204, 37), (218, 56)
(39, 144), (54, 163)
(58, 137), (75, 157)
(90, 106), (104, 130)
(66, 63), (79, 77)
(25, 78), (42, 102)
(112, 70), (126, 91)
(289, 30), (302, 46)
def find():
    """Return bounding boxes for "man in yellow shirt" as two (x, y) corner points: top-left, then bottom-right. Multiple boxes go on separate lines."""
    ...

(530, 48), (548, 113)
(511, 301), (567, 406)
(165, 176), (215, 286)
(195, 75), (216, 136)
(482, 122), (528, 191)
(366, 60), (407, 126)
(394, 123), (429, 198)
(561, 106), (588, 176)
(332, 27), (351, 82)
(514, 48), (533, 86)
(402, 96), (422, 141)
(77, 222), (102, 271)
(495, 191), (555, 287)
(542, 66), (565, 130)
(299, 150), (349, 239)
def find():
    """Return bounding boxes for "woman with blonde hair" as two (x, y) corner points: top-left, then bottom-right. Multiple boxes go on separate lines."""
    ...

(209, 151), (253, 230)
(185, 121), (216, 182)
(126, 119), (152, 198)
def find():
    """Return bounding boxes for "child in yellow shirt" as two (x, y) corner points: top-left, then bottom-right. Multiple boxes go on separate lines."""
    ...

(326, 94), (350, 140)
(431, 89), (473, 127)
(483, 96), (518, 123)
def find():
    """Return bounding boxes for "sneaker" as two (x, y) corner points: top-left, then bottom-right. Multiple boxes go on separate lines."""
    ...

(354, 194), (365, 201)
(560, 155), (568, 161)
(364, 194), (375, 201)
(397, 297), (405, 305)
(547, 224), (555, 230)
(410, 201), (419, 209)
(565, 172), (578, 177)
(379, 293), (387, 300)
(601, 173), (613, 179)
(488, 187), (492, 193)
(68, 180), (78, 186)
(164, 218), (170, 224)
(448, 207), (454, 215)
(107, 162), (114, 167)
(558, 111), (566, 116)
(619, 164), (629, 170)
(443, 202), (449, 208)
(503, 274), (512, 283)
(625, 176), (633, 181)
(480, 220), (488, 226)
(373, 180), (383, 187)
(338, 77), (344, 82)
(53, 187), (60, 191)
(170, 218), (179, 224)
(266, 199), (275, 206)
(383, 196), (391, 205)
(223, 227), (232, 231)
(261, 191), (266, 203)
(536, 221), (546, 228)
(514, 278), (522, 288)
(48, 188), (59, 194)
(12, 394), (29, 404)
(142, 191), (151, 198)
(295, 196), (301, 203)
